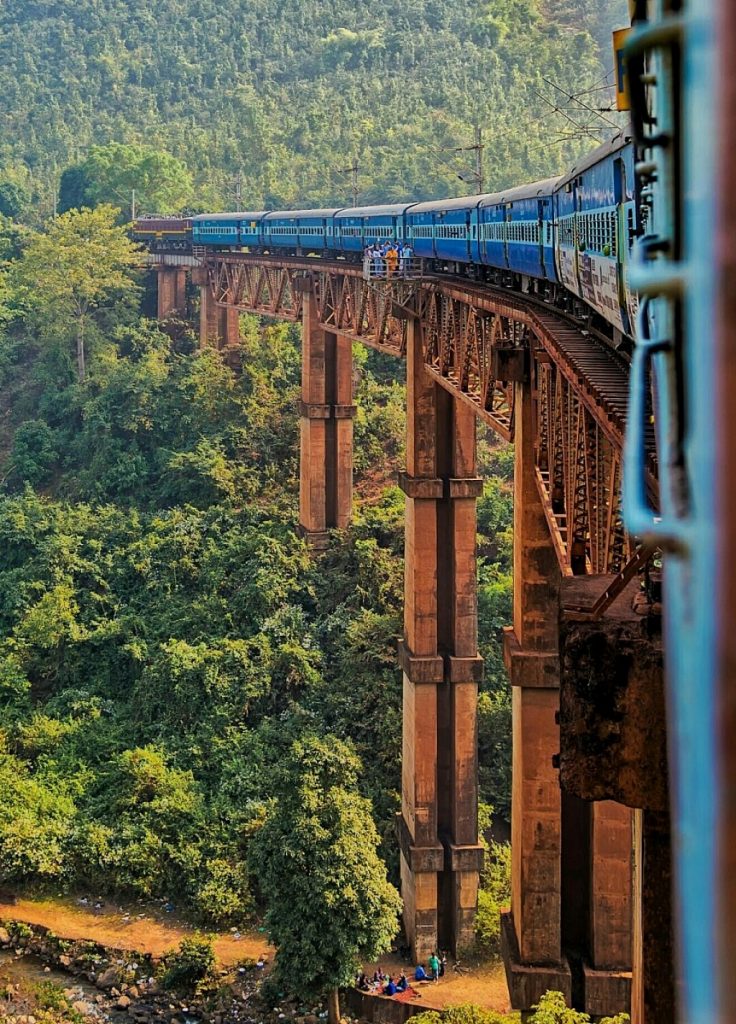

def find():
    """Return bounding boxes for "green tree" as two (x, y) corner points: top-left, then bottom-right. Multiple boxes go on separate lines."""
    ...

(58, 165), (91, 215)
(249, 735), (402, 1024)
(528, 990), (630, 1024)
(82, 144), (193, 215)
(12, 205), (140, 381)
(0, 179), (29, 219)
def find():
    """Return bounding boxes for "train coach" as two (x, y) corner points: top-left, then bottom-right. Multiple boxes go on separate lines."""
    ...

(140, 129), (641, 345)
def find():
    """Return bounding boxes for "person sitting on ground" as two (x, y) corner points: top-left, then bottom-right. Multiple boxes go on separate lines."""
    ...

(357, 972), (370, 991)
(384, 976), (398, 996)
(397, 973), (409, 992)
(373, 968), (383, 984)
(414, 964), (428, 982)
(428, 952), (440, 982)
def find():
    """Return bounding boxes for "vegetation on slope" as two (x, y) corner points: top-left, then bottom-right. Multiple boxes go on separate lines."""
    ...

(0, 0), (627, 217)
(0, 211), (513, 930)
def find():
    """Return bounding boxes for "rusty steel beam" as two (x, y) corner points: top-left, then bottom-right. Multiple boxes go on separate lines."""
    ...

(202, 253), (655, 577)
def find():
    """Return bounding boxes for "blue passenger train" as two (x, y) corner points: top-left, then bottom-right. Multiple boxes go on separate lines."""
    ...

(178, 129), (639, 344)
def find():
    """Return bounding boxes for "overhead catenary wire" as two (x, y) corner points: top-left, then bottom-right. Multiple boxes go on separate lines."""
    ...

(541, 76), (622, 130)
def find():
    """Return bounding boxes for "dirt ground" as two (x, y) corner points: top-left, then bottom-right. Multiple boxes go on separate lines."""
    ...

(2, 895), (512, 1015)
(1, 895), (273, 966)
(361, 952), (511, 1015)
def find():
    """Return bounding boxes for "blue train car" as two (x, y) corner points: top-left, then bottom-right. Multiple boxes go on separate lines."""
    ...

(262, 209), (343, 251)
(480, 179), (559, 282)
(406, 196), (478, 264)
(334, 204), (416, 252)
(192, 212), (250, 247)
(553, 132), (633, 336)
(237, 212), (268, 247)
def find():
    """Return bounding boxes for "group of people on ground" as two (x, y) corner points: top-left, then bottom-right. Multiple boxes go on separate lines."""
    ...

(356, 951), (447, 998)
(414, 952), (446, 983)
(363, 240), (414, 278)
(356, 969), (412, 996)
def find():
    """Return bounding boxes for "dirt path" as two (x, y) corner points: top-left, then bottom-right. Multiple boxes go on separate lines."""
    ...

(362, 953), (511, 1015)
(1, 896), (273, 966)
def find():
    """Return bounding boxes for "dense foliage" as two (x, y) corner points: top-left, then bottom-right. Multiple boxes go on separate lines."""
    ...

(249, 736), (402, 1001)
(0, 209), (513, 927)
(0, 0), (626, 943)
(0, 0), (628, 218)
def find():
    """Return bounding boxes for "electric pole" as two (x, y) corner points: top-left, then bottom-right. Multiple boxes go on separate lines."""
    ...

(339, 159), (360, 207)
(455, 126), (484, 194)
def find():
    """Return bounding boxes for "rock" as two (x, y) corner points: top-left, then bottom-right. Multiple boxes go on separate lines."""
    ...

(129, 985), (140, 998)
(0, 927), (10, 945)
(72, 1001), (91, 1015)
(97, 965), (123, 990)
(145, 980), (160, 995)
(60, 955), (72, 968)
(117, 996), (132, 1009)
(111, 988), (121, 998)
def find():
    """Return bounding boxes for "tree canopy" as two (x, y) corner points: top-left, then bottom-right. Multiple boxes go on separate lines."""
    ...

(10, 205), (140, 379)
(249, 735), (402, 1006)
(0, 0), (629, 217)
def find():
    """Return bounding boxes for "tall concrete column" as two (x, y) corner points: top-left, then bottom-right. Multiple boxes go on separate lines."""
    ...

(217, 304), (240, 351)
(399, 317), (444, 959)
(199, 285), (219, 349)
(299, 286), (354, 544)
(501, 375), (571, 1006)
(584, 801), (634, 1016)
(631, 810), (675, 1024)
(437, 397), (484, 952)
(400, 324), (484, 958)
(157, 266), (187, 319)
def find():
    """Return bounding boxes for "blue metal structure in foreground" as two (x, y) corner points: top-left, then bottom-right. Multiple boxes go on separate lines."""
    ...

(623, 0), (730, 1019)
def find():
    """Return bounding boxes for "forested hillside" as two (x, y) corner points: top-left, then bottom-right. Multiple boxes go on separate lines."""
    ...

(0, 0), (628, 968)
(0, 0), (627, 216)
(0, 208), (514, 935)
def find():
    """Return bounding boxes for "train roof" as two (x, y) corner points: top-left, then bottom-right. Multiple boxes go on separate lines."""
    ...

(334, 203), (418, 218)
(263, 208), (344, 221)
(479, 176), (561, 207)
(556, 129), (633, 186)
(407, 194), (486, 215)
(191, 212), (268, 222)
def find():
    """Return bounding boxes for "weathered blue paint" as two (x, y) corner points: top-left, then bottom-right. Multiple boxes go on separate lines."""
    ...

(623, 3), (719, 1020)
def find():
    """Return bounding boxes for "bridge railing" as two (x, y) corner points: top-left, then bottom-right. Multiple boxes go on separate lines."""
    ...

(362, 257), (425, 281)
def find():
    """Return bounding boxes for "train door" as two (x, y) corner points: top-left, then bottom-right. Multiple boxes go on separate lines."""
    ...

(615, 155), (636, 335)
(503, 205), (510, 269)
(572, 177), (583, 295)
(538, 199), (547, 278)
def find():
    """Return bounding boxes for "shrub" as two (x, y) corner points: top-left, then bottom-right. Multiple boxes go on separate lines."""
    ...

(413, 1004), (508, 1024)
(159, 934), (216, 993)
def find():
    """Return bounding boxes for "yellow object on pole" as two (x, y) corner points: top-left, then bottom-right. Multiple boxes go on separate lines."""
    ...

(613, 27), (632, 112)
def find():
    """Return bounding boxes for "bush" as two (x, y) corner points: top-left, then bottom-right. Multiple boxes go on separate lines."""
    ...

(413, 1004), (509, 1024)
(528, 990), (630, 1024)
(192, 858), (254, 927)
(8, 420), (59, 487)
(159, 934), (217, 993)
